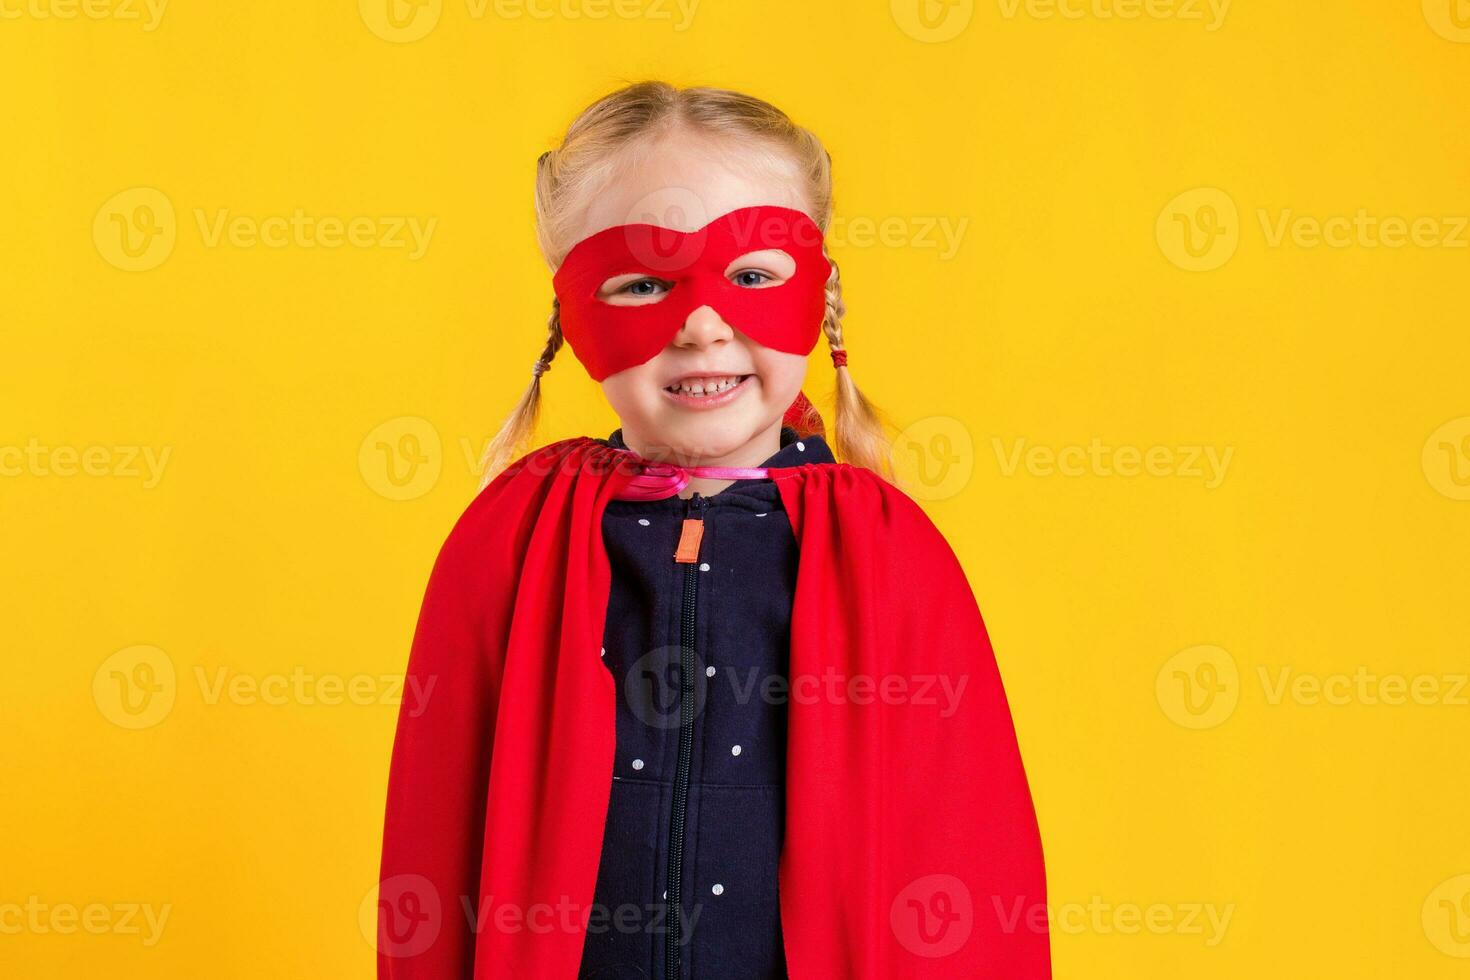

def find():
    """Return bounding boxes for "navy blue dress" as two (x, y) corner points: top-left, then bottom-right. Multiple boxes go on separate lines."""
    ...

(577, 426), (835, 980)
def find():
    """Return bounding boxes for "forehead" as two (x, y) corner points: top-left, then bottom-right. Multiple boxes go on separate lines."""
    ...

(571, 133), (811, 245)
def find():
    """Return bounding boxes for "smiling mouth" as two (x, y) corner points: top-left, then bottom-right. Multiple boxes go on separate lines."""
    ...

(663, 374), (751, 397)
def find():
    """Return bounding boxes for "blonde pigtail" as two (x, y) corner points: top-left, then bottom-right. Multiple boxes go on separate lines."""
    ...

(820, 246), (896, 484)
(476, 298), (565, 490)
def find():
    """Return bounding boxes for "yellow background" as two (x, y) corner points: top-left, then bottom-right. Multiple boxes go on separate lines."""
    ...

(4, 0), (1469, 976)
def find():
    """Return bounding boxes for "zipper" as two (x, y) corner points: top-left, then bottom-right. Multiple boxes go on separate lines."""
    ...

(666, 491), (704, 980)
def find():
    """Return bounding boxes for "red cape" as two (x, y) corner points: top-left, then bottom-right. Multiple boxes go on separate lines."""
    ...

(378, 437), (1050, 978)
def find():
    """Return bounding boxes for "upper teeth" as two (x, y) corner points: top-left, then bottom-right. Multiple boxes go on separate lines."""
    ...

(669, 376), (742, 396)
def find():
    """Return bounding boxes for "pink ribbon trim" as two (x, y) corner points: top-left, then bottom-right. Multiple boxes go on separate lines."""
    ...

(611, 453), (771, 501)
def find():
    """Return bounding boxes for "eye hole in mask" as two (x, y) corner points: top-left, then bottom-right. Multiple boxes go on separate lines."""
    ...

(552, 205), (829, 382)
(595, 248), (798, 307)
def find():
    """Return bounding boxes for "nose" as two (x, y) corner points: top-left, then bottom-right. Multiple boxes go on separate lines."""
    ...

(674, 305), (734, 349)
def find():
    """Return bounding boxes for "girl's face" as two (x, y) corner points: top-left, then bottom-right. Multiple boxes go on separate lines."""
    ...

(565, 133), (820, 465)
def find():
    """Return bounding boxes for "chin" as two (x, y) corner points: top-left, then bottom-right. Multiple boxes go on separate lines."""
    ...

(657, 411), (762, 460)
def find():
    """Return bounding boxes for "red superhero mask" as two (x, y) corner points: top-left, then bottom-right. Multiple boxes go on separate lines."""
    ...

(551, 204), (829, 381)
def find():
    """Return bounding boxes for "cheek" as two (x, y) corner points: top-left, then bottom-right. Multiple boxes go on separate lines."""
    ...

(600, 364), (666, 416)
(754, 352), (810, 397)
(598, 372), (643, 418)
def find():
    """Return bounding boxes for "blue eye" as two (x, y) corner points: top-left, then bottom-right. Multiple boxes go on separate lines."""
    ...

(621, 278), (669, 297)
(733, 270), (776, 288)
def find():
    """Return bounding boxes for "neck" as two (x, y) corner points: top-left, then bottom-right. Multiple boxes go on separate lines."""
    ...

(620, 419), (784, 499)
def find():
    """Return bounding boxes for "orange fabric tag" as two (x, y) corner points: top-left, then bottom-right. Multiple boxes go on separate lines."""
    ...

(673, 518), (704, 563)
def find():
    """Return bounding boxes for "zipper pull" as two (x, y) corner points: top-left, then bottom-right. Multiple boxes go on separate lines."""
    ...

(674, 492), (705, 564)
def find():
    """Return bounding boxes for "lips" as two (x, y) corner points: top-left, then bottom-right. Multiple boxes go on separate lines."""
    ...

(660, 374), (754, 410)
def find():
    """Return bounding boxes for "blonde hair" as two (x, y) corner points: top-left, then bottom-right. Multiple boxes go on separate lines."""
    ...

(478, 80), (894, 489)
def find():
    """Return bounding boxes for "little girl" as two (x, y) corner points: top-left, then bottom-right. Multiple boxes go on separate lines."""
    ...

(378, 82), (1049, 980)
